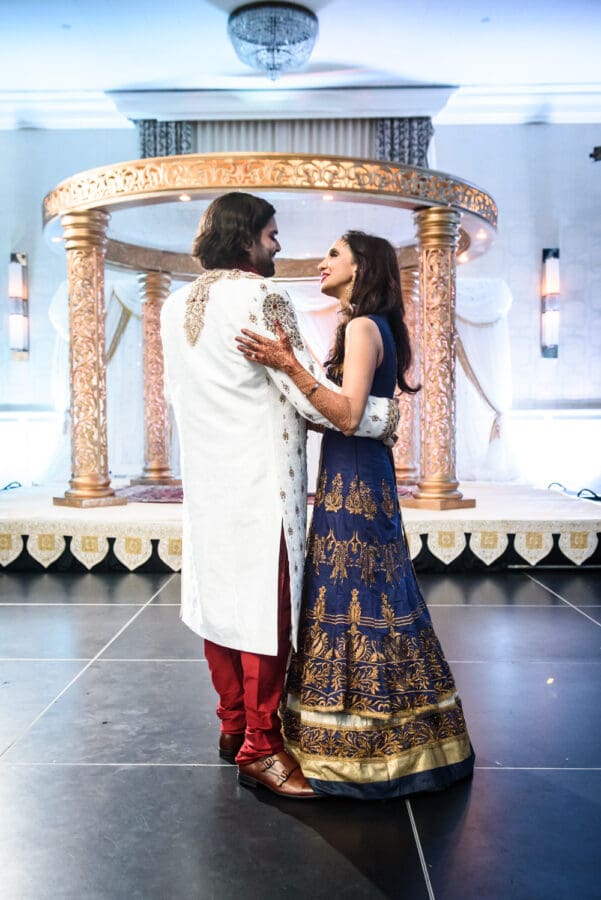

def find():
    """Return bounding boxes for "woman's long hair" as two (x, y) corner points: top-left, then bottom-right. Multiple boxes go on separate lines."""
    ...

(325, 231), (419, 394)
(192, 192), (276, 269)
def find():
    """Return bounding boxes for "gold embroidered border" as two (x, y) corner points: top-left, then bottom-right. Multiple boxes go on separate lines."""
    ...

(285, 732), (473, 785)
(287, 689), (459, 726)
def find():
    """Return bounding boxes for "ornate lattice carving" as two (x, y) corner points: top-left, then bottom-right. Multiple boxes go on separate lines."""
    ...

(43, 154), (498, 229)
(402, 206), (475, 509)
(56, 210), (125, 505)
(420, 246), (456, 481)
(136, 271), (175, 483)
(393, 265), (420, 483)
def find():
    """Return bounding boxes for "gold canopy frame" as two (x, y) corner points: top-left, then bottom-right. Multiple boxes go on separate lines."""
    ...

(44, 152), (497, 509)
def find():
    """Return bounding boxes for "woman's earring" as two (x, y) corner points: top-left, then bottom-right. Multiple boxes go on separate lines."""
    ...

(345, 277), (355, 312)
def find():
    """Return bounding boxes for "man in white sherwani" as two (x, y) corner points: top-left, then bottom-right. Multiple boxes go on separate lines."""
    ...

(161, 193), (399, 799)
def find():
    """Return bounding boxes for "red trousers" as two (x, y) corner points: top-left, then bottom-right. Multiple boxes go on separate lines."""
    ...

(204, 531), (291, 765)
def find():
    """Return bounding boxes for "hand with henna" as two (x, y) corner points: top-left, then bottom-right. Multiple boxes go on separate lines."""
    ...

(235, 322), (398, 441)
(236, 322), (355, 433)
(235, 322), (298, 375)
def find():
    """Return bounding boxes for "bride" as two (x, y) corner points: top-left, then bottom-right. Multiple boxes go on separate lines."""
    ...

(237, 231), (474, 799)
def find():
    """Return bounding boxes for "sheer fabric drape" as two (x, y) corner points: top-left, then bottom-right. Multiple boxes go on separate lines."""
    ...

(287, 277), (517, 485)
(44, 277), (154, 482)
(455, 278), (517, 481)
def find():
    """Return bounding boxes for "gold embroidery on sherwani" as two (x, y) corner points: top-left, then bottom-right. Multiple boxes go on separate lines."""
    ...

(344, 477), (378, 521)
(262, 293), (304, 349)
(324, 473), (344, 512)
(184, 269), (247, 345)
(383, 397), (400, 439)
(382, 480), (395, 518)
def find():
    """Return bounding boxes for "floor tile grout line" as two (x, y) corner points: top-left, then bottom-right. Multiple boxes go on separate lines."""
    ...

(405, 799), (436, 900)
(1, 762), (600, 770)
(427, 604), (600, 608)
(5, 602), (601, 608)
(0, 657), (206, 663)
(3, 657), (599, 664)
(0, 573), (177, 761)
(525, 573), (601, 628)
(447, 659), (601, 664)
(474, 766), (601, 771)
(0, 762), (231, 768)
(0, 603), (180, 607)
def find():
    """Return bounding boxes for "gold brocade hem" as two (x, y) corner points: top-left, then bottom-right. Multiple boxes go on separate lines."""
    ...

(285, 733), (473, 785)
(286, 689), (459, 724)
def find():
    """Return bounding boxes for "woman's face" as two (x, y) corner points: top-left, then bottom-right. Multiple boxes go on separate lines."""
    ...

(318, 238), (357, 304)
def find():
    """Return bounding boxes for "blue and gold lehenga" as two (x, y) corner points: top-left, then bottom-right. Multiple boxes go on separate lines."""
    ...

(282, 315), (475, 799)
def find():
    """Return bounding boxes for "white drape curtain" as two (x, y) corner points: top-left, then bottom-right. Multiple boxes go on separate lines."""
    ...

(455, 278), (517, 481)
(43, 277), (151, 483)
(287, 277), (518, 485)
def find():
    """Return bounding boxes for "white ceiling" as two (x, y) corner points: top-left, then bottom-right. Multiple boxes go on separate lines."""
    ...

(1, 0), (600, 127)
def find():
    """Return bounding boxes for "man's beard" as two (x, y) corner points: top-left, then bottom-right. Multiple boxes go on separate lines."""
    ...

(255, 253), (275, 277)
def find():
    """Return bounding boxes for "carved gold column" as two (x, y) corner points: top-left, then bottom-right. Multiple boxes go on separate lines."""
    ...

(401, 206), (475, 510)
(131, 271), (179, 485)
(394, 262), (420, 484)
(54, 211), (126, 508)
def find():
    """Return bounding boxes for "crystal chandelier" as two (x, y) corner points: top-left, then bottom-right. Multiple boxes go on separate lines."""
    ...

(228, 2), (319, 81)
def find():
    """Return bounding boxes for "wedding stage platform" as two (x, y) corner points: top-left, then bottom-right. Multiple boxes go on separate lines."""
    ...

(1, 482), (599, 573)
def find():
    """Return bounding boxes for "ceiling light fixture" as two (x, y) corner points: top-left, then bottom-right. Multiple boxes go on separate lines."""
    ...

(228, 2), (319, 81)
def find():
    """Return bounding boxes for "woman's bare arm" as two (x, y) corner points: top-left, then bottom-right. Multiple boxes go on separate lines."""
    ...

(236, 317), (383, 436)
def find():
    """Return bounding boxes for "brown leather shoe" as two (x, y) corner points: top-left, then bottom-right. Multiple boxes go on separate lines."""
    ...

(219, 732), (245, 764)
(238, 751), (321, 799)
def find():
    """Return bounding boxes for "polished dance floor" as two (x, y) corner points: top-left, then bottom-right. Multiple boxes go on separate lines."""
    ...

(0, 568), (599, 900)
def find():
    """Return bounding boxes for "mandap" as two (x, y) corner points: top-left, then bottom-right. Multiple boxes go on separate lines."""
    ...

(42, 152), (497, 510)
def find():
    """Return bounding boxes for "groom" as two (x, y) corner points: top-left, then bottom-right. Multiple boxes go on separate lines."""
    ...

(160, 192), (399, 799)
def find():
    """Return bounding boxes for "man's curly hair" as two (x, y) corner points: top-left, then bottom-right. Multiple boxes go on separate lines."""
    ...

(192, 192), (276, 269)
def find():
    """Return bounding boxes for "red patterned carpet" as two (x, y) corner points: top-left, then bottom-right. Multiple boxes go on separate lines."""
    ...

(114, 485), (184, 503)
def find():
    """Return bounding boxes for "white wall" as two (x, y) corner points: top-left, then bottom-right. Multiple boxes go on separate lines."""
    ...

(434, 123), (601, 407)
(0, 128), (137, 410)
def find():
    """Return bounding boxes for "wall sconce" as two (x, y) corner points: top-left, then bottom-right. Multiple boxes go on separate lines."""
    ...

(8, 252), (29, 361)
(541, 248), (559, 358)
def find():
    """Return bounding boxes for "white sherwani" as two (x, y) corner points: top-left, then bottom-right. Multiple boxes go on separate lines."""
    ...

(160, 271), (398, 655)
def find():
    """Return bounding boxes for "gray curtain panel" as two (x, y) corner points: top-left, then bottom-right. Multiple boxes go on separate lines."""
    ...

(135, 120), (195, 158)
(375, 117), (433, 166)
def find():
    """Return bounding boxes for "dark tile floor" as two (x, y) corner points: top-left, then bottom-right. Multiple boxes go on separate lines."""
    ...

(0, 568), (599, 900)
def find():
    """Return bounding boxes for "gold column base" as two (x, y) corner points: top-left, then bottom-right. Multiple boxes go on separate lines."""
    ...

(395, 470), (419, 486)
(400, 495), (476, 510)
(53, 494), (127, 508)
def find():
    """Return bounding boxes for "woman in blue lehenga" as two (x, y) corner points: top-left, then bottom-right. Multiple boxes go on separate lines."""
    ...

(240, 231), (474, 799)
